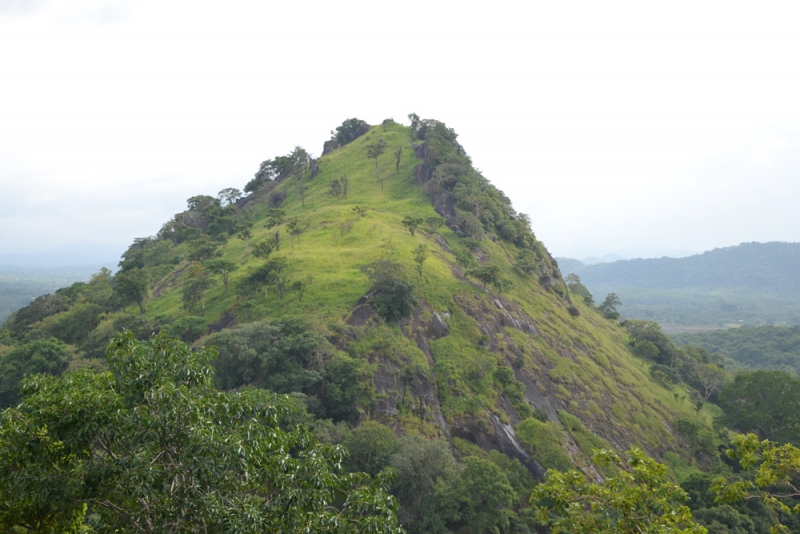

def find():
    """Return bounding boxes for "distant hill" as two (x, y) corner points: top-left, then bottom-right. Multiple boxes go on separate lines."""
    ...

(558, 242), (800, 327)
(672, 325), (800, 376)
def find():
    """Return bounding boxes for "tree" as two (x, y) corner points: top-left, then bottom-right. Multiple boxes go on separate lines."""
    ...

(361, 259), (416, 322)
(408, 113), (421, 141)
(402, 216), (424, 236)
(394, 147), (402, 171)
(215, 231), (229, 250)
(291, 280), (306, 302)
(717, 371), (800, 445)
(204, 258), (238, 295)
(456, 456), (516, 534)
(565, 273), (595, 306)
(0, 338), (73, 408)
(252, 238), (275, 261)
(237, 222), (254, 258)
(599, 292), (622, 320)
(696, 363), (730, 401)
(329, 178), (343, 199)
(713, 433), (800, 533)
(413, 244), (428, 278)
(290, 146), (310, 181)
(217, 187), (242, 206)
(187, 236), (220, 262)
(266, 257), (289, 298)
(341, 175), (349, 199)
(334, 118), (370, 145)
(375, 165), (387, 191)
(466, 265), (509, 292)
(113, 268), (149, 314)
(366, 139), (388, 169)
(0, 332), (403, 533)
(426, 216), (445, 233)
(389, 436), (460, 533)
(532, 448), (708, 534)
(343, 421), (398, 476)
(265, 208), (286, 229)
(516, 249), (539, 276)
(286, 219), (306, 248)
(298, 184), (308, 206)
(166, 316), (207, 343)
(182, 262), (217, 314)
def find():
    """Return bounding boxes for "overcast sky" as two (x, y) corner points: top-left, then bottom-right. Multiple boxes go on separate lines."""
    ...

(2, 0), (800, 263)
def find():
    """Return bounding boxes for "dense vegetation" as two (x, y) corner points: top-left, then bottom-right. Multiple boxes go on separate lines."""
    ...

(5, 117), (800, 532)
(558, 243), (800, 327)
(672, 325), (800, 376)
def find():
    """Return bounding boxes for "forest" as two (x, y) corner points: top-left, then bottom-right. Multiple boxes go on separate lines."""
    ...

(558, 243), (800, 327)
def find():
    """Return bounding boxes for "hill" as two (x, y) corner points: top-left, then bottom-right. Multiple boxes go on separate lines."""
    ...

(558, 242), (800, 328)
(1, 117), (729, 532)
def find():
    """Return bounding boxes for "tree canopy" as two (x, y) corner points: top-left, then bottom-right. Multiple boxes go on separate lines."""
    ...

(0, 331), (402, 533)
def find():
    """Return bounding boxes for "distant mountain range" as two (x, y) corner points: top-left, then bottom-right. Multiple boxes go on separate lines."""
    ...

(557, 242), (800, 328)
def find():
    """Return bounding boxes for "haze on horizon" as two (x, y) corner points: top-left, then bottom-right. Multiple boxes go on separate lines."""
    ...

(2, 0), (800, 265)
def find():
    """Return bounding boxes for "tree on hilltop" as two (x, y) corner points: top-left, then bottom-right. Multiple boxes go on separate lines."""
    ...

(217, 187), (242, 206)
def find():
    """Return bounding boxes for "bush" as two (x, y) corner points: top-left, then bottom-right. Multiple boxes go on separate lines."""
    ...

(651, 363), (681, 385)
(516, 417), (573, 471)
(360, 260), (416, 322)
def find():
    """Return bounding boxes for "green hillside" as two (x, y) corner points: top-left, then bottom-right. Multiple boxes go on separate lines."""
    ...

(3, 117), (752, 532)
(558, 243), (800, 327)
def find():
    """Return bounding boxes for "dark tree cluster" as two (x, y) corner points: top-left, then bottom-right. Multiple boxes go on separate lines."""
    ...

(245, 146), (311, 193)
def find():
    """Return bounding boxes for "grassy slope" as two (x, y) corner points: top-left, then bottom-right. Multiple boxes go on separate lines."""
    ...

(142, 122), (713, 473)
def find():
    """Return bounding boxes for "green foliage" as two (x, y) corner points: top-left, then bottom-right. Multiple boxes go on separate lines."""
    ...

(565, 272), (595, 306)
(559, 242), (800, 327)
(181, 263), (216, 314)
(166, 315), (206, 343)
(389, 436), (460, 533)
(361, 259), (416, 322)
(207, 319), (371, 422)
(425, 215), (445, 233)
(401, 215), (423, 236)
(516, 416), (572, 471)
(717, 371), (800, 445)
(672, 325), (800, 376)
(204, 258), (238, 295)
(0, 331), (402, 533)
(0, 337), (73, 407)
(713, 433), (800, 533)
(343, 421), (398, 475)
(4, 292), (69, 339)
(413, 244), (428, 278)
(112, 267), (149, 314)
(557, 411), (611, 461)
(466, 265), (510, 292)
(599, 292), (623, 320)
(455, 456), (516, 534)
(334, 118), (370, 146)
(366, 138), (388, 168)
(532, 447), (708, 533)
